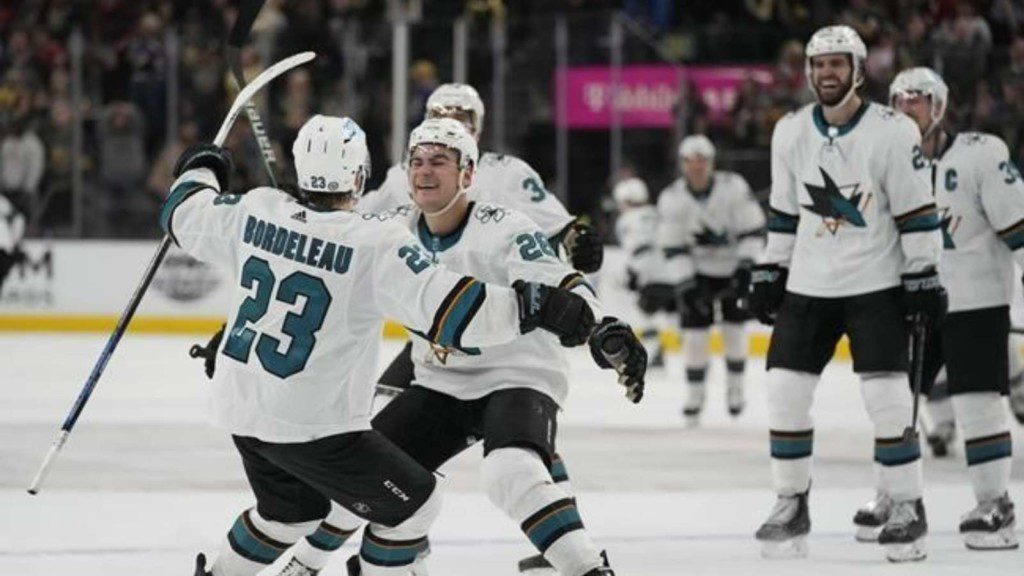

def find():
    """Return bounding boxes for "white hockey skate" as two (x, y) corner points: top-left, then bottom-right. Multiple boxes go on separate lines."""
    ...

(852, 492), (893, 542)
(755, 491), (810, 559)
(517, 554), (556, 575)
(726, 379), (745, 417)
(682, 384), (706, 422)
(877, 498), (927, 562)
(960, 493), (1019, 550)
(277, 557), (320, 576)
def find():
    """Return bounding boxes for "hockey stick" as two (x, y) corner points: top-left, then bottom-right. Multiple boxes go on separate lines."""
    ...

(27, 51), (316, 495)
(902, 314), (928, 443)
(226, 0), (278, 188)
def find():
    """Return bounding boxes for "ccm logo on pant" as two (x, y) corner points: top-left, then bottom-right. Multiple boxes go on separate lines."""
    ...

(384, 480), (410, 502)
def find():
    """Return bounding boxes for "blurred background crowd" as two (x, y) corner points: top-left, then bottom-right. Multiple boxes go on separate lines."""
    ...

(0, 0), (1023, 238)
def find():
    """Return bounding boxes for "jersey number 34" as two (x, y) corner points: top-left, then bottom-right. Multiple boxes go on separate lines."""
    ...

(222, 256), (332, 378)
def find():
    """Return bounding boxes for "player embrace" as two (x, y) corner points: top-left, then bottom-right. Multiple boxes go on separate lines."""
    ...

(883, 66), (1021, 550)
(750, 25), (945, 562)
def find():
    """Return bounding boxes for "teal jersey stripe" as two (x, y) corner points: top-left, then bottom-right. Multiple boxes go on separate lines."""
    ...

(437, 281), (485, 348)
(549, 458), (569, 483)
(966, 438), (1012, 466)
(306, 525), (353, 551)
(897, 212), (941, 234)
(524, 505), (583, 551)
(767, 210), (799, 234)
(159, 181), (210, 239)
(360, 537), (426, 567)
(227, 516), (287, 565)
(874, 438), (921, 466)
(770, 438), (813, 459)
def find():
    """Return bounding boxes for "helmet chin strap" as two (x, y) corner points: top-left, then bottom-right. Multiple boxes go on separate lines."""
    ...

(421, 167), (469, 217)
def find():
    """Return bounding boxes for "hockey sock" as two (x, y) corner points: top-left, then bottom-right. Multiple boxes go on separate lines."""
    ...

(766, 369), (818, 495)
(548, 452), (575, 499)
(484, 448), (603, 576)
(682, 328), (711, 386)
(291, 503), (362, 570)
(861, 372), (922, 501)
(212, 508), (316, 576)
(953, 393), (1013, 502)
(359, 483), (442, 576)
(722, 322), (746, 390)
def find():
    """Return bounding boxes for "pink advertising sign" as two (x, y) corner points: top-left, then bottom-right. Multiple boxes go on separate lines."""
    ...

(556, 64), (773, 129)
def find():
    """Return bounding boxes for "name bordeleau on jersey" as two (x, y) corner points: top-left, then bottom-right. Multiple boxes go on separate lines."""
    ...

(923, 132), (1024, 311)
(765, 102), (942, 296)
(161, 167), (525, 443)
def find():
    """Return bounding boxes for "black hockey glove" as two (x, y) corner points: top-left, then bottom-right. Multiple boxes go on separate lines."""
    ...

(188, 323), (225, 379)
(563, 220), (603, 273)
(748, 264), (788, 325)
(638, 283), (677, 314)
(514, 280), (595, 346)
(729, 260), (753, 301)
(588, 317), (647, 403)
(901, 268), (947, 328)
(173, 143), (233, 192)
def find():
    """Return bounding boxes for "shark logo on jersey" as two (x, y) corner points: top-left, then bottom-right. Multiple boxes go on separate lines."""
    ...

(693, 226), (730, 247)
(939, 207), (961, 249)
(802, 168), (870, 235)
(474, 205), (507, 223)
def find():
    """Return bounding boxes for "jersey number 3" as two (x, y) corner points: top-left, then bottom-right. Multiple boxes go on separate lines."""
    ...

(223, 256), (332, 378)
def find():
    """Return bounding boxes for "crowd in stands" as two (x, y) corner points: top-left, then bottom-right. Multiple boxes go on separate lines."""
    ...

(0, 0), (1021, 238)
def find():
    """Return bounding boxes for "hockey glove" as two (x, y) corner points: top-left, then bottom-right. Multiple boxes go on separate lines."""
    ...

(188, 323), (225, 379)
(588, 317), (647, 403)
(748, 264), (788, 325)
(173, 143), (233, 192)
(901, 268), (947, 328)
(729, 260), (753, 301)
(514, 280), (595, 346)
(638, 283), (677, 314)
(563, 220), (604, 273)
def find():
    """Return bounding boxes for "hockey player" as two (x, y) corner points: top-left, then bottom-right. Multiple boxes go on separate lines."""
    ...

(749, 26), (945, 562)
(612, 177), (663, 366)
(643, 135), (765, 420)
(273, 118), (644, 576)
(869, 66), (1020, 550)
(164, 115), (596, 576)
(358, 82), (603, 274)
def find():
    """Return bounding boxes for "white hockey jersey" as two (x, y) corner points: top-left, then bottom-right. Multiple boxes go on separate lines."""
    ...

(765, 102), (942, 297)
(614, 205), (658, 280)
(358, 152), (574, 238)
(922, 132), (1024, 312)
(390, 201), (602, 406)
(654, 171), (765, 279)
(162, 168), (524, 442)
(0, 194), (25, 252)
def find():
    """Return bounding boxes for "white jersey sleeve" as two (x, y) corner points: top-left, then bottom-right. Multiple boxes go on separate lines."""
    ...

(723, 172), (767, 263)
(502, 210), (605, 319)
(474, 153), (574, 239)
(160, 167), (249, 274)
(977, 138), (1024, 268)
(615, 205), (658, 278)
(371, 220), (522, 349)
(357, 164), (410, 214)
(885, 116), (942, 275)
(765, 113), (800, 267)
(649, 183), (695, 284)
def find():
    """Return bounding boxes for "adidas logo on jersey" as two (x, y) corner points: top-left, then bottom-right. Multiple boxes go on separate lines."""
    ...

(291, 210), (307, 223)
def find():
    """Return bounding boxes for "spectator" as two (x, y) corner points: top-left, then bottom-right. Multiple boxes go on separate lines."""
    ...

(96, 101), (148, 237)
(147, 121), (199, 200)
(865, 25), (898, 101)
(933, 0), (993, 103)
(407, 59), (438, 131)
(124, 12), (167, 158)
(897, 13), (936, 69)
(0, 115), (46, 216)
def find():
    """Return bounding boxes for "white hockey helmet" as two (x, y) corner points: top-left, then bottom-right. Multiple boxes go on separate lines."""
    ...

(613, 177), (649, 205)
(425, 83), (486, 139)
(408, 117), (479, 171)
(889, 66), (949, 135)
(678, 134), (716, 160)
(804, 25), (867, 107)
(292, 115), (370, 197)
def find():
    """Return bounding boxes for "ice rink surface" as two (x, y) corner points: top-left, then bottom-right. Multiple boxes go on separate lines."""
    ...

(2, 334), (1022, 575)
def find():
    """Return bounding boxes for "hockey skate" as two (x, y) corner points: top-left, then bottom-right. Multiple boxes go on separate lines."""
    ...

(852, 492), (893, 542)
(346, 553), (430, 576)
(517, 554), (556, 574)
(277, 557), (320, 576)
(755, 491), (810, 558)
(877, 498), (927, 562)
(960, 493), (1018, 550)
(726, 379), (745, 417)
(193, 553), (212, 576)
(682, 384), (706, 421)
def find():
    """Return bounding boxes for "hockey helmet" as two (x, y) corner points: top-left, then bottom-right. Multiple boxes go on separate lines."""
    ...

(804, 25), (867, 107)
(426, 83), (486, 139)
(292, 115), (370, 197)
(613, 177), (649, 205)
(889, 66), (949, 135)
(678, 134), (717, 160)
(408, 117), (479, 171)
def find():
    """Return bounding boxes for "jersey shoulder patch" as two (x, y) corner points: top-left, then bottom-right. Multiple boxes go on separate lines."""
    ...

(472, 202), (512, 225)
(360, 204), (413, 222)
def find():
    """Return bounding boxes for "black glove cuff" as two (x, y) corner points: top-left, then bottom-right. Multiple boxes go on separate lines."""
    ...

(901, 269), (941, 292)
